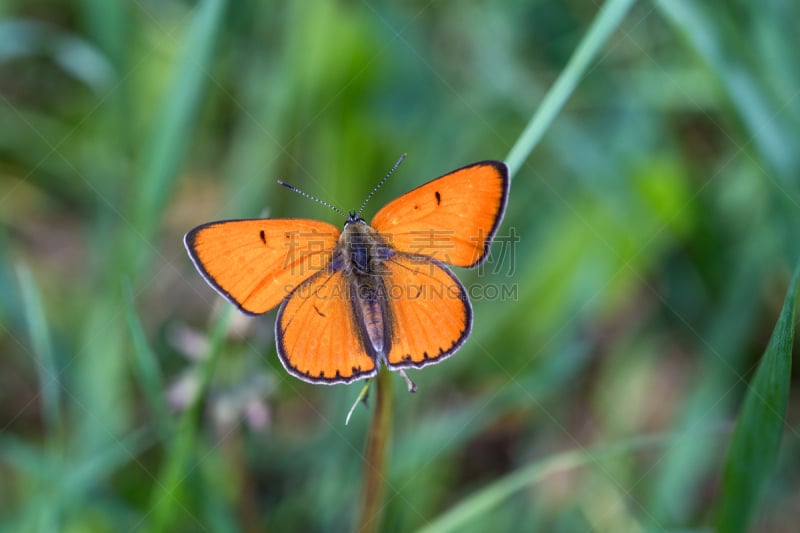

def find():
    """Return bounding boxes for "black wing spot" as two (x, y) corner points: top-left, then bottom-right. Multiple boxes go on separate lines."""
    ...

(403, 354), (412, 362)
(313, 305), (326, 318)
(435, 191), (441, 205)
(352, 365), (362, 373)
(413, 204), (419, 210)
(423, 351), (429, 359)
(259, 230), (267, 244)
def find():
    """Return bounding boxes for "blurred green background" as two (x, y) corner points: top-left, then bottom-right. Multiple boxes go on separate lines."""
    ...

(1, 0), (799, 531)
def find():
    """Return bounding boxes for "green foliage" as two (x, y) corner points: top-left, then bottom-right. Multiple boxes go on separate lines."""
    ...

(1, 0), (798, 530)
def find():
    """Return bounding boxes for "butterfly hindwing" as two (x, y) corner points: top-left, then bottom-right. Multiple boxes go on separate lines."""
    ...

(185, 219), (339, 315)
(370, 161), (509, 268)
(383, 252), (472, 369)
(276, 268), (377, 384)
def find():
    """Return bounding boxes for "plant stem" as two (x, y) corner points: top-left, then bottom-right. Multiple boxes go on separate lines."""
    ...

(357, 366), (393, 532)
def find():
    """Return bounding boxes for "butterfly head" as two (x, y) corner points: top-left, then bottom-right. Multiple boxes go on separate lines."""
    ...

(345, 211), (366, 227)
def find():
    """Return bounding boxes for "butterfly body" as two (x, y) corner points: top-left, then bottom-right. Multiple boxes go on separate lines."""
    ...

(334, 215), (394, 360)
(185, 160), (509, 386)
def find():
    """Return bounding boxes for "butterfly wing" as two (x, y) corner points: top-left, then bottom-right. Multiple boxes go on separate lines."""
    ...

(185, 219), (339, 315)
(275, 268), (377, 384)
(383, 252), (472, 370)
(370, 161), (509, 268)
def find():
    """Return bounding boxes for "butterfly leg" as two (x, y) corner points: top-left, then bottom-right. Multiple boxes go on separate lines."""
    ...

(345, 379), (372, 425)
(397, 369), (417, 393)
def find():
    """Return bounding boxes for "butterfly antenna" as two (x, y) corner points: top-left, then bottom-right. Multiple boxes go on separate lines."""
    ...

(278, 180), (348, 219)
(357, 153), (407, 217)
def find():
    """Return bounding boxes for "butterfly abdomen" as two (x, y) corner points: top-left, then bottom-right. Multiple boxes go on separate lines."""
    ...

(349, 279), (390, 357)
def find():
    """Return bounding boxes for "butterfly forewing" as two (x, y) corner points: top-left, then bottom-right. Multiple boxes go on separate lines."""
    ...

(370, 161), (509, 268)
(276, 268), (377, 384)
(383, 252), (472, 369)
(185, 219), (339, 315)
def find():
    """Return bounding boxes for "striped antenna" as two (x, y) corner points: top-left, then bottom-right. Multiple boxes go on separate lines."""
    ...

(277, 180), (348, 219)
(357, 153), (407, 217)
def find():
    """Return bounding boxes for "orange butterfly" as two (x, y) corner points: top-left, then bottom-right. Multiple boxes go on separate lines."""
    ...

(184, 157), (509, 388)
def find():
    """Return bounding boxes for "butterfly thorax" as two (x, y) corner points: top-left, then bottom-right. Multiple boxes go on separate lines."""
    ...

(332, 217), (394, 359)
(336, 217), (390, 274)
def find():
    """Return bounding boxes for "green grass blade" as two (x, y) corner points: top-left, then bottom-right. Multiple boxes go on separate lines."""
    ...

(122, 281), (173, 437)
(77, 0), (128, 70)
(419, 430), (723, 533)
(1, 429), (152, 530)
(654, 0), (798, 183)
(148, 306), (232, 533)
(504, 0), (637, 179)
(715, 264), (799, 532)
(132, 0), (228, 263)
(15, 263), (61, 438)
(64, 427), (153, 494)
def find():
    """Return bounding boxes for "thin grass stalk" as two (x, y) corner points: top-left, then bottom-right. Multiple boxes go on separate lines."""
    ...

(419, 427), (728, 533)
(357, 367), (393, 532)
(504, 0), (637, 179)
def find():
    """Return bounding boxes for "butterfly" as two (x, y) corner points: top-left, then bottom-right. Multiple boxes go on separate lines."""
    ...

(184, 156), (509, 389)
